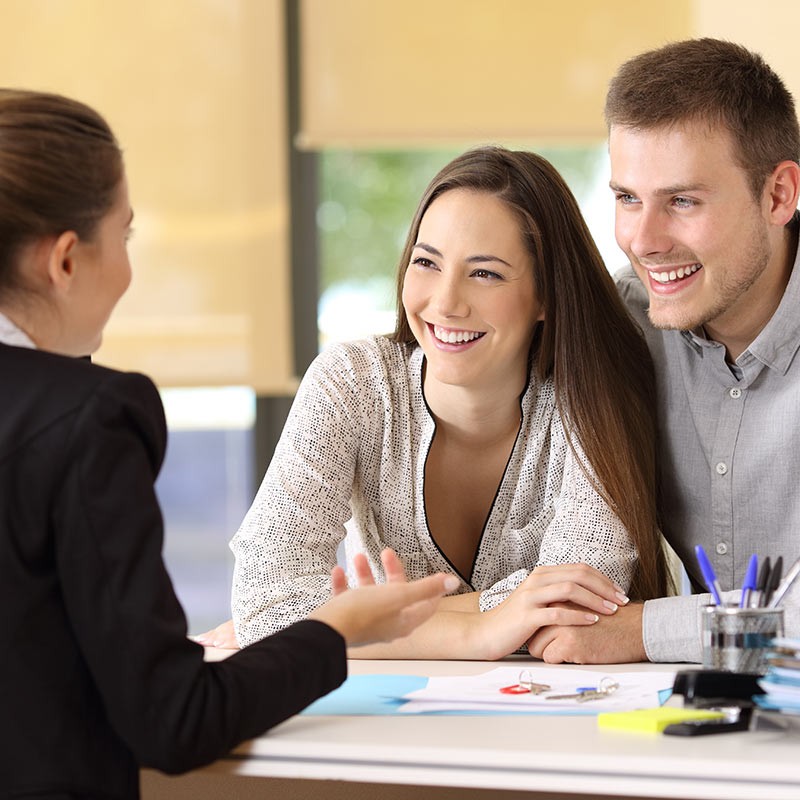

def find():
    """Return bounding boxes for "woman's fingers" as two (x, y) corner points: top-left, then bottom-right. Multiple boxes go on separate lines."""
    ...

(330, 565), (348, 595)
(517, 579), (623, 616)
(192, 619), (239, 649)
(380, 548), (408, 583)
(522, 564), (629, 609)
(351, 552), (376, 586)
(333, 550), (431, 593)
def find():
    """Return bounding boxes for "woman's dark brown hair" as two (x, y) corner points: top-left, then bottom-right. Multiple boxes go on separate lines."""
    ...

(392, 146), (668, 600)
(0, 89), (123, 298)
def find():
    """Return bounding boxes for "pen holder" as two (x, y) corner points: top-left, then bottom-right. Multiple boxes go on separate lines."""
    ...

(701, 606), (783, 675)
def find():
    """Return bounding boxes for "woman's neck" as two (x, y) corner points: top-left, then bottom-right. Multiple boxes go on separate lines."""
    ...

(422, 370), (526, 447)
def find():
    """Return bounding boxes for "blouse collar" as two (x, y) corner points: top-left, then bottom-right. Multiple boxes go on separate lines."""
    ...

(0, 311), (36, 349)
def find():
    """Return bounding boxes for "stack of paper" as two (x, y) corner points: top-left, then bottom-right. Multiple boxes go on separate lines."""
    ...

(756, 637), (800, 714)
(397, 666), (675, 715)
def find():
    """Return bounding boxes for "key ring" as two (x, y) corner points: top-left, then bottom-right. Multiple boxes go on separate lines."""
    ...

(499, 668), (551, 695)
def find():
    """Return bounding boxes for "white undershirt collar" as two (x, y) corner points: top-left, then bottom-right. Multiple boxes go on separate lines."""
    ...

(0, 311), (36, 349)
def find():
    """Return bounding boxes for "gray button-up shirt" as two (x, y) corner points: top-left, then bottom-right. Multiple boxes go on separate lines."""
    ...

(616, 232), (800, 662)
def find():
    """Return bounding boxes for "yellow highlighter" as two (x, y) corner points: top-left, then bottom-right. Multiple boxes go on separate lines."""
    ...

(598, 707), (726, 734)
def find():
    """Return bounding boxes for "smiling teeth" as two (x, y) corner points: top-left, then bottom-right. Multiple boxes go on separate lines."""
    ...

(433, 325), (484, 344)
(651, 264), (701, 284)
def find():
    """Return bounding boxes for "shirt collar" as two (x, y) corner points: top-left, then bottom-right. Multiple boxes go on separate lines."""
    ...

(0, 311), (36, 349)
(743, 230), (800, 375)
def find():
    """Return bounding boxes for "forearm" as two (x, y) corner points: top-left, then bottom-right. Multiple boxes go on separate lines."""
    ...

(348, 607), (500, 660)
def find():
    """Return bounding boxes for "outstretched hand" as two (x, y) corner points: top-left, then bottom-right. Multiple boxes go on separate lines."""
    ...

(194, 550), (458, 651)
(311, 549), (459, 646)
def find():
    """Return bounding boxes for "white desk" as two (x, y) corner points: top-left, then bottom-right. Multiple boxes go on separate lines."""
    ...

(142, 657), (800, 800)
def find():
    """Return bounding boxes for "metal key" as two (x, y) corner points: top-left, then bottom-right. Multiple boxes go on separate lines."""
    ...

(546, 677), (619, 702)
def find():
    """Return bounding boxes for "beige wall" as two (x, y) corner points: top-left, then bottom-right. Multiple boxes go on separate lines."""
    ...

(3, 1), (800, 390)
(694, 0), (800, 100)
(299, 0), (693, 147)
(0, 0), (293, 391)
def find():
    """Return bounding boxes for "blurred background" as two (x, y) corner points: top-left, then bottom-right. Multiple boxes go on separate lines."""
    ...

(2, 0), (798, 632)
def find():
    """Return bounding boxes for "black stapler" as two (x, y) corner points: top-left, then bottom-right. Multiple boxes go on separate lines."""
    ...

(662, 670), (764, 736)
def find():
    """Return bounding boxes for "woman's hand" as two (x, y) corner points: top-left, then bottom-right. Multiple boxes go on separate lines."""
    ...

(474, 563), (630, 660)
(193, 619), (239, 650)
(310, 549), (459, 646)
(195, 550), (458, 651)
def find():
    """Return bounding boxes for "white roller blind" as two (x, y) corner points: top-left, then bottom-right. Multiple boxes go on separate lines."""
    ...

(298, 0), (692, 148)
(0, 0), (294, 392)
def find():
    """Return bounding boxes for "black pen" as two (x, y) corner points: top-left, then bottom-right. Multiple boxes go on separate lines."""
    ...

(768, 556), (800, 608)
(763, 556), (783, 607)
(749, 556), (770, 608)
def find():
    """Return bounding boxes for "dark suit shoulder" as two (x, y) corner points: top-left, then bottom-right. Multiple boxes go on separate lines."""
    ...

(0, 344), (165, 465)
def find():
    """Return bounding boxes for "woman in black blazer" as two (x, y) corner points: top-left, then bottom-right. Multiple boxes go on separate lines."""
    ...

(0, 89), (457, 800)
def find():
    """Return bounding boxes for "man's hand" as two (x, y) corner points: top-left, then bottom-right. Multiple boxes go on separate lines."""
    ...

(527, 602), (647, 664)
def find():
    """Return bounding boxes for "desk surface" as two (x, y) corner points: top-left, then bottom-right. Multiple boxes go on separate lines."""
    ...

(183, 655), (800, 800)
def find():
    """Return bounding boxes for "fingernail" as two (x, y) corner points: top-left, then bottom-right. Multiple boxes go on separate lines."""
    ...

(603, 600), (618, 612)
(615, 592), (630, 605)
(444, 576), (460, 592)
(585, 614), (600, 622)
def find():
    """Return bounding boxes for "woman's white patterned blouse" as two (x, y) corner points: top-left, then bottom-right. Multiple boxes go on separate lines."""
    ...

(230, 336), (636, 646)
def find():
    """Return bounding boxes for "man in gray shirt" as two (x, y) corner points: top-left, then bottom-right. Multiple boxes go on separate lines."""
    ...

(529, 38), (800, 664)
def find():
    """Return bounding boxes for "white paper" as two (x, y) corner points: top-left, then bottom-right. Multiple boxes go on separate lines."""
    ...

(396, 666), (675, 715)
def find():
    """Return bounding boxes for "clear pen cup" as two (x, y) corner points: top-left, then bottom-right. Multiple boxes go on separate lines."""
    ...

(701, 605), (784, 675)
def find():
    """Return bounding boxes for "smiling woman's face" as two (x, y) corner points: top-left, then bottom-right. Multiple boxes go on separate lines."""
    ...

(402, 188), (543, 392)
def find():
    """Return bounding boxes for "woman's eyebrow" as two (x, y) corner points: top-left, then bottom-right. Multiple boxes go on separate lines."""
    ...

(413, 241), (511, 267)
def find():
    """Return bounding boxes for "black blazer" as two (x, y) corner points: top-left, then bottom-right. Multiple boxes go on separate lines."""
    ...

(0, 343), (346, 799)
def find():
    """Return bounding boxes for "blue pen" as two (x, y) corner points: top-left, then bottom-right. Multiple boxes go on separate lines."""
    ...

(739, 553), (758, 608)
(695, 545), (723, 605)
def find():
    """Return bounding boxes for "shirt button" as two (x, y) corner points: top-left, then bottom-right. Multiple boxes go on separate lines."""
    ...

(716, 542), (729, 556)
(729, 388), (742, 399)
(715, 462), (728, 475)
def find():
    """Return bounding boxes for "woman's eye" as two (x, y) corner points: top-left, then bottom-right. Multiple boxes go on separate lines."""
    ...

(472, 268), (501, 280)
(411, 256), (436, 269)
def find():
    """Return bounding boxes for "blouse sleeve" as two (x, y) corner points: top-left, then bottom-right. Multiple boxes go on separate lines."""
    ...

(478, 417), (636, 611)
(231, 344), (364, 646)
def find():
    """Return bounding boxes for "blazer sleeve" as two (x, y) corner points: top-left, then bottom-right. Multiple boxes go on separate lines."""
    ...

(53, 371), (346, 773)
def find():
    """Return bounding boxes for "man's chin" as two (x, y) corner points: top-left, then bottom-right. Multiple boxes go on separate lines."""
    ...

(646, 304), (700, 333)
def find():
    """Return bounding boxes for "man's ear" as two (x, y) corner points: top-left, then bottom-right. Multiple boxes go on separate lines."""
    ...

(45, 231), (80, 293)
(766, 160), (800, 226)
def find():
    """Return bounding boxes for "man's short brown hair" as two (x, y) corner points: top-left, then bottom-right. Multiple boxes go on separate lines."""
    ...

(605, 38), (800, 198)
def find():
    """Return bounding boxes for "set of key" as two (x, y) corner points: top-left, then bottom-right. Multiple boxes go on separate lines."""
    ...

(500, 670), (620, 703)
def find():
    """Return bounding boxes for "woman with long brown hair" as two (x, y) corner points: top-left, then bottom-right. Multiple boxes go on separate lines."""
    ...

(203, 145), (668, 658)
